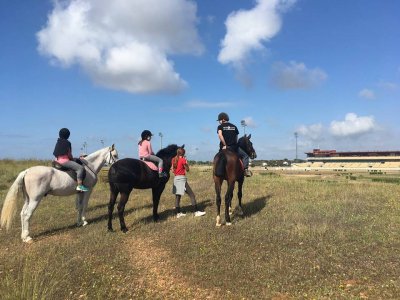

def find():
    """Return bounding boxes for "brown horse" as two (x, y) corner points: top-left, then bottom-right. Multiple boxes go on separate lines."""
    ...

(213, 134), (257, 226)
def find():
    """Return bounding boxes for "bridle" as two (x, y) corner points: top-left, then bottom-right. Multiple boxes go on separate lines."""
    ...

(107, 149), (118, 165)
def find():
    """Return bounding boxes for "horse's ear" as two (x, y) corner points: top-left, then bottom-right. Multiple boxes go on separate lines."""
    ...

(111, 144), (115, 150)
(248, 134), (251, 139)
(181, 144), (185, 149)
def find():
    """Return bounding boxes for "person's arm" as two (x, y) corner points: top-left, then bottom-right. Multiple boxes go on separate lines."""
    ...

(218, 129), (227, 149)
(184, 157), (189, 172)
(148, 141), (154, 155)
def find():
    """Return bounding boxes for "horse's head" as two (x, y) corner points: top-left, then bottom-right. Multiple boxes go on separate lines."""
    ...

(106, 144), (119, 165)
(238, 134), (257, 159)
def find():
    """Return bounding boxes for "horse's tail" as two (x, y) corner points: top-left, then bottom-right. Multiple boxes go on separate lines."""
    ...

(214, 152), (227, 177)
(1, 170), (27, 230)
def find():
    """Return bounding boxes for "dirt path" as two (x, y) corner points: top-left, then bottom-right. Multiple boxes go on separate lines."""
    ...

(124, 236), (221, 299)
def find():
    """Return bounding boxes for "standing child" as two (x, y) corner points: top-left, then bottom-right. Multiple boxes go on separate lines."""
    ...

(53, 128), (89, 192)
(138, 130), (167, 178)
(172, 147), (206, 218)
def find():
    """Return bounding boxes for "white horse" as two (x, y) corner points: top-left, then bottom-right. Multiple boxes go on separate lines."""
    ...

(0, 145), (118, 243)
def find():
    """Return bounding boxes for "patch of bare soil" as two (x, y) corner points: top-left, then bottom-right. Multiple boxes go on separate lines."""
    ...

(124, 236), (221, 299)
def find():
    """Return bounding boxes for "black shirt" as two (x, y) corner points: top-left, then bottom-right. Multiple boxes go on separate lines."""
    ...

(217, 122), (239, 150)
(53, 138), (72, 157)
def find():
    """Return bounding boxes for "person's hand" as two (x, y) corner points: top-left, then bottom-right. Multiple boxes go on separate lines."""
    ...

(222, 145), (227, 150)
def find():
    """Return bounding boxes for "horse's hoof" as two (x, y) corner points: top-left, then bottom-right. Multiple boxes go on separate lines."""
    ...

(121, 228), (128, 233)
(226, 222), (232, 226)
(108, 228), (114, 232)
(216, 216), (222, 227)
(236, 206), (244, 216)
(23, 237), (33, 243)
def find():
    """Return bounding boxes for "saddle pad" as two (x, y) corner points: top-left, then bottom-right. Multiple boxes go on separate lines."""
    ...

(143, 160), (158, 171)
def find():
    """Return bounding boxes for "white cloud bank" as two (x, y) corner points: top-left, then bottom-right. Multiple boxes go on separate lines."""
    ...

(37, 0), (203, 94)
(218, 0), (296, 66)
(358, 88), (375, 100)
(270, 61), (327, 89)
(330, 113), (376, 137)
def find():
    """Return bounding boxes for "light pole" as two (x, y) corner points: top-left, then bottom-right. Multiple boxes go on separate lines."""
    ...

(241, 120), (247, 135)
(100, 139), (104, 147)
(158, 132), (163, 149)
(82, 141), (88, 155)
(294, 132), (298, 161)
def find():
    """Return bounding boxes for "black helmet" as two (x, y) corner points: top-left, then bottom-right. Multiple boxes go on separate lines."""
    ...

(59, 128), (70, 139)
(141, 130), (153, 140)
(217, 112), (229, 121)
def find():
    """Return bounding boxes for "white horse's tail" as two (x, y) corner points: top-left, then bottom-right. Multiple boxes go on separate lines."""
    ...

(1, 170), (27, 230)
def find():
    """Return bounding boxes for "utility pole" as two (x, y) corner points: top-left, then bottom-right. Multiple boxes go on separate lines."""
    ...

(294, 132), (298, 161)
(158, 132), (163, 149)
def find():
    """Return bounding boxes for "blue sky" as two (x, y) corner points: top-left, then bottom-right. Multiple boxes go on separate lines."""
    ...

(1, 0), (399, 161)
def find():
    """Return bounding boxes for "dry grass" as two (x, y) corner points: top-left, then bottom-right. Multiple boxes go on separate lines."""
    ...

(0, 160), (399, 299)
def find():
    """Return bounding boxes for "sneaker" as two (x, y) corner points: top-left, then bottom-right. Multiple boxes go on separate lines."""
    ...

(159, 172), (168, 178)
(176, 212), (186, 218)
(76, 185), (89, 192)
(194, 211), (206, 217)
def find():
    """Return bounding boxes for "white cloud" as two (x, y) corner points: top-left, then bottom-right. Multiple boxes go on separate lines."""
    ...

(358, 89), (375, 99)
(378, 81), (399, 91)
(270, 61), (327, 89)
(37, 0), (203, 94)
(241, 116), (256, 128)
(218, 0), (296, 66)
(297, 123), (323, 140)
(330, 113), (376, 137)
(185, 100), (234, 108)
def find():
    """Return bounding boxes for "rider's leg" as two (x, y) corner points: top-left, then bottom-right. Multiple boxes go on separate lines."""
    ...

(61, 160), (89, 190)
(146, 155), (165, 176)
(238, 147), (251, 177)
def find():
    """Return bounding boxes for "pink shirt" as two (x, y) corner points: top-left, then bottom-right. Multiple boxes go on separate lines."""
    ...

(138, 140), (153, 158)
(56, 150), (72, 164)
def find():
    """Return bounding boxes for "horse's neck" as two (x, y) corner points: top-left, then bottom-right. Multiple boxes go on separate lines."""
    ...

(85, 149), (106, 174)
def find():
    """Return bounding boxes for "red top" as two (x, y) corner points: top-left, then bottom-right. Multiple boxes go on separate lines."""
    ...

(173, 157), (187, 176)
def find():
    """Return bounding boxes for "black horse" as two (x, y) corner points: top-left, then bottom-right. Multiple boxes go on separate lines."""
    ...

(107, 144), (182, 232)
(213, 135), (256, 226)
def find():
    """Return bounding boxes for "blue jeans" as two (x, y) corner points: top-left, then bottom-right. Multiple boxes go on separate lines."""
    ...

(238, 147), (249, 169)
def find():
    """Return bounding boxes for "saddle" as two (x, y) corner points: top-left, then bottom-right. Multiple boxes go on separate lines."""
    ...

(139, 158), (159, 171)
(52, 158), (85, 181)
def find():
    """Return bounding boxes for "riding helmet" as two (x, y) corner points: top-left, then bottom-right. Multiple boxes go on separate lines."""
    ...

(59, 128), (70, 139)
(141, 130), (153, 140)
(217, 112), (229, 121)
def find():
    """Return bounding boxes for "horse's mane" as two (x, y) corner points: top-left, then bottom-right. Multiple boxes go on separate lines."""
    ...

(238, 135), (247, 147)
(156, 144), (178, 159)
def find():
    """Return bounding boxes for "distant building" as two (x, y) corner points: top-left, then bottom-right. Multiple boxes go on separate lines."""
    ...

(293, 149), (400, 170)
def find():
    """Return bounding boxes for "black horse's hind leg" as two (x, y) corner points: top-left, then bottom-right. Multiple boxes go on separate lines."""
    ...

(236, 178), (244, 216)
(108, 183), (119, 232)
(117, 192), (131, 232)
(151, 185), (165, 222)
(225, 181), (235, 225)
(214, 177), (223, 226)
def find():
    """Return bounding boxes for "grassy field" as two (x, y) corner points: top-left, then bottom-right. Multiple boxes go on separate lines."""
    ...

(0, 160), (399, 299)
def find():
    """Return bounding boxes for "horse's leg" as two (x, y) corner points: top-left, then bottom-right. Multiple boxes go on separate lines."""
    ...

(117, 192), (130, 233)
(20, 196), (29, 241)
(225, 181), (235, 225)
(108, 183), (119, 232)
(77, 191), (92, 226)
(76, 192), (88, 226)
(20, 196), (42, 243)
(214, 177), (223, 227)
(152, 185), (165, 222)
(236, 178), (244, 216)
